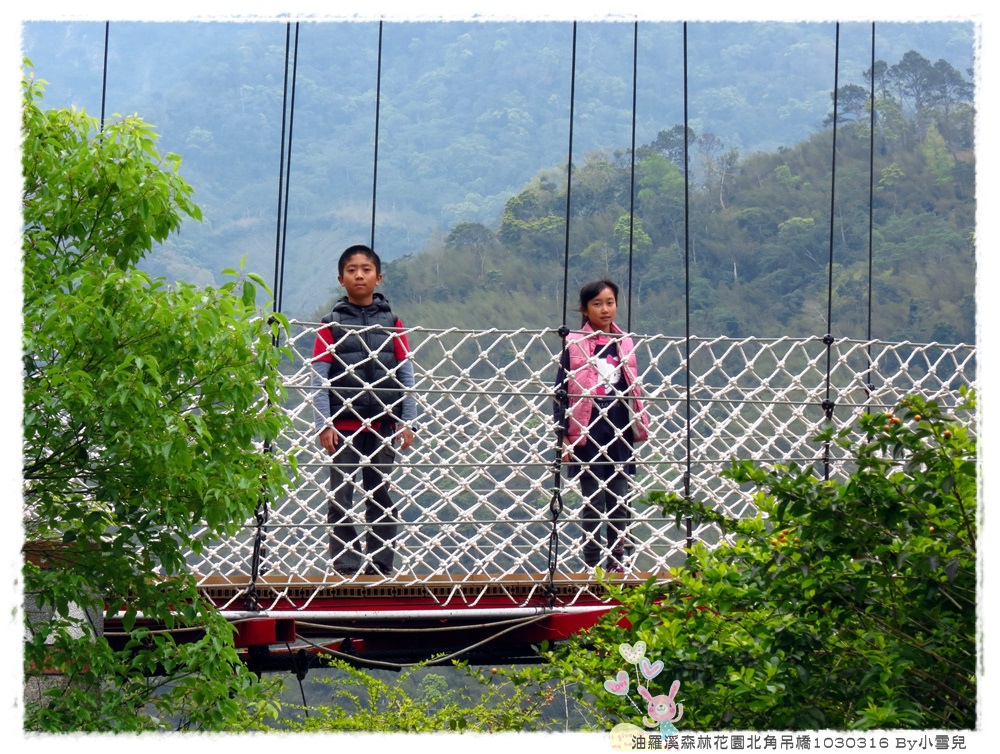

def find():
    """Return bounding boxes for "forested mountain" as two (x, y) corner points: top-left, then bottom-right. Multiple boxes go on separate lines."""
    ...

(21, 19), (975, 340)
(377, 99), (975, 343)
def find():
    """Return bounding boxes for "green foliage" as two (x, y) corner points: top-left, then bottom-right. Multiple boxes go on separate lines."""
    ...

(921, 123), (953, 185)
(375, 54), (973, 343)
(284, 659), (559, 733)
(518, 390), (976, 731)
(22, 66), (293, 731)
(23, 25), (973, 320)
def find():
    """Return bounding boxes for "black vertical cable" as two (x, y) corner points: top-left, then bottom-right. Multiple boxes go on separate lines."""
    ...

(270, 23), (296, 310)
(865, 23), (877, 410)
(626, 20), (639, 331)
(250, 22), (299, 611)
(682, 22), (693, 550)
(547, 21), (578, 604)
(623, 20), (639, 561)
(275, 23), (300, 315)
(99, 22), (109, 130)
(370, 20), (384, 249)
(559, 21), (578, 328)
(821, 23), (841, 481)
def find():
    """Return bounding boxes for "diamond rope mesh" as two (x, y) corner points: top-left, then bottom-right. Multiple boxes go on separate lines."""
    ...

(189, 323), (976, 607)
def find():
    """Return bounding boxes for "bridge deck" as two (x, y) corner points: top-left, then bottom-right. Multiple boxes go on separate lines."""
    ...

(105, 571), (669, 671)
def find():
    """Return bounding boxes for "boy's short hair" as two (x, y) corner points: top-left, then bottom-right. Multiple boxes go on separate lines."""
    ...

(338, 244), (382, 276)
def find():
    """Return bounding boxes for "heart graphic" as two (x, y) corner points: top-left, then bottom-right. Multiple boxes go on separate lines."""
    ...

(603, 670), (630, 696)
(640, 657), (664, 680)
(618, 640), (647, 665)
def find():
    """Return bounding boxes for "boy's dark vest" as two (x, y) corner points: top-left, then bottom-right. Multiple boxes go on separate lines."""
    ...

(321, 295), (404, 422)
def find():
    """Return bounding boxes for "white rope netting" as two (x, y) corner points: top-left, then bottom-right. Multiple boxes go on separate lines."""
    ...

(190, 323), (976, 606)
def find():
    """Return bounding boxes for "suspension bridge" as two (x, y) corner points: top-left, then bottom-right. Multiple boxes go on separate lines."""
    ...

(102, 326), (974, 671)
(66, 18), (976, 673)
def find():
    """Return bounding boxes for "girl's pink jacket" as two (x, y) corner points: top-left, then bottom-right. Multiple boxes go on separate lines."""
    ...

(562, 321), (650, 447)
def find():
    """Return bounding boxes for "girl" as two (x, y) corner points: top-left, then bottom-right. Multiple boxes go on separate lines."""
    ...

(555, 279), (650, 572)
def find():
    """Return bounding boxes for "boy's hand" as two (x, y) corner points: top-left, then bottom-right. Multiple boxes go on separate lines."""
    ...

(319, 427), (339, 453)
(399, 426), (414, 451)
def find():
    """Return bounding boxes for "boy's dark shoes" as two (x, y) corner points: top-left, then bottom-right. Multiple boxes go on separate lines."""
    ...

(331, 560), (361, 576)
(364, 562), (394, 576)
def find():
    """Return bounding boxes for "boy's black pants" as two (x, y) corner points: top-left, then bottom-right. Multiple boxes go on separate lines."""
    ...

(327, 424), (398, 574)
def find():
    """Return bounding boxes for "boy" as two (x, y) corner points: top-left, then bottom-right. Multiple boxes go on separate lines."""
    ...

(310, 244), (416, 576)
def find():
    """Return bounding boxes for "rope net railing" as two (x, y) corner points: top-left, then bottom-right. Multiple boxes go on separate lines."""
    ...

(189, 323), (975, 608)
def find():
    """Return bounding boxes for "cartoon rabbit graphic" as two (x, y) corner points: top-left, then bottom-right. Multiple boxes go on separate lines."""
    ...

(638, 679), (683, 737)
(605, 642), (685, 748)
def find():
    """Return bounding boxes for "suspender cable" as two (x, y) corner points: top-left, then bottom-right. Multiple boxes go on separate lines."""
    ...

(250, 22), (300, 611)
(625, 20), (639, 331)
(623, 22), (640, 557)
(865, 22), (878, 411)
(270, 22), (300, 312)
(99, 22), (109, 130)
(274, 23), (300, 315)
(268, 23), (293, 306)
(559, 21), (578, 329)
(547, 20), (578, 605)
(370, 20), (384, 249)
(682, 22), (694, 549)
(821, 22), (841, 481)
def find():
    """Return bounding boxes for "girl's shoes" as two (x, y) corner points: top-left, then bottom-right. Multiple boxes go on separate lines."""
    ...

(604, 548), (626, 573)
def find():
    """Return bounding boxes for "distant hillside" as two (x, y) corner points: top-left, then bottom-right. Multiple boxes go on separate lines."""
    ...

(375, 56), (975, 344)
(21, 19), (975, 322)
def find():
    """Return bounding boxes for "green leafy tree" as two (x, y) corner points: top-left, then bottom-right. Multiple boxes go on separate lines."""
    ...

(614, 214), (652, 258)
(825, 83), (871, 125)
(929, 58), (974, 151)
(636, 152), (685, 248)
(877, 162), (906, 215)
(889, 50), (937, 144)
(514, 390), (976, 731)
(21, 67), (292, 731)
(497, 179), (566, 262)
(285, 659), (556, 733)
(921, 123), (953, 185)
(445, 221), (501, 281)
(640, 124), (696, 170)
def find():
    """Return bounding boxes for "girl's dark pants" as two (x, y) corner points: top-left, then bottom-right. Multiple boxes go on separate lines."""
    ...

(574, 398), (633, 569)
